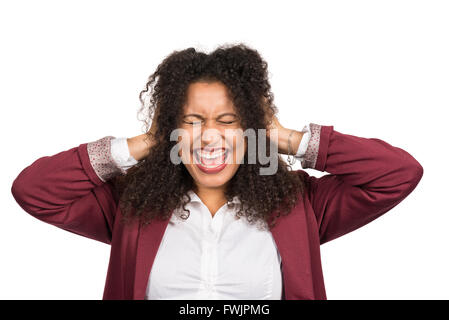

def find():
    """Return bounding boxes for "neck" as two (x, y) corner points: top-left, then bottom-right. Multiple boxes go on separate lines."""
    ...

(193, 185), (227, 202)
(193, 184), (228, 217)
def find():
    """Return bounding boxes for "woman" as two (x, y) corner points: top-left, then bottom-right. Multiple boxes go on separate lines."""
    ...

(11, 43), (423, 300)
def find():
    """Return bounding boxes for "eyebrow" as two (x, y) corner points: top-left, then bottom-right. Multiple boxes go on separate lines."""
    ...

(183, 113), (238, 119)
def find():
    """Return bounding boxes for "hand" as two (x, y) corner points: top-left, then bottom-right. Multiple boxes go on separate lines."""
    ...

(262, 97), (303, 156)
(127, 107), (159, 161)
(262, 96), (283, 134)
(148, 106), (160, 138)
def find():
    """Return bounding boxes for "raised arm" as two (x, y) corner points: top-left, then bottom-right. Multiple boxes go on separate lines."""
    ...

(296, 123), (423, 244)
(10, 134), (147, 244)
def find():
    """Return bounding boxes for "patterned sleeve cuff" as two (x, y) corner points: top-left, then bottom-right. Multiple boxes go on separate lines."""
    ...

(86, 136), (128, 182)
(299, 123), (321, 169)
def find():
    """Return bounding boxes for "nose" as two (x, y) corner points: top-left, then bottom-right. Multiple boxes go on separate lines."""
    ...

(201, 121), (223, 147)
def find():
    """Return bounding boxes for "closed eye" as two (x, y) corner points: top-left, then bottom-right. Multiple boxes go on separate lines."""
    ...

(183, 120), (203, 125)
(183, 120), (236, 125)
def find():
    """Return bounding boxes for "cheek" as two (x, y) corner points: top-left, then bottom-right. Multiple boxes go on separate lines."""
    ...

(236, 142), (247, 165)
(226, 131), (246, 164)
(176, 129), (194, 158)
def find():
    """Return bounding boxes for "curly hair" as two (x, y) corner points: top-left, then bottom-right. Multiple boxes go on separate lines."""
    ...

(111, 43), (307, 229)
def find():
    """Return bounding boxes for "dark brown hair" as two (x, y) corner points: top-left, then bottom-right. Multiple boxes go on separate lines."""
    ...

(111, 43), (306, 229)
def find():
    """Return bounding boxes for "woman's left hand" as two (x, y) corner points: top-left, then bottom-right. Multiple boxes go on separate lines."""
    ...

(263, 97), (303, 156)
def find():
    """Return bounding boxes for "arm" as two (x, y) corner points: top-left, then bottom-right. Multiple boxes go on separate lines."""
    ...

(10, 136), (132, 244)
(109, 132), (157, 171)
(297, 123), (423, 244)
(110, 137), (139, 171)
(294, 124), (312, 158)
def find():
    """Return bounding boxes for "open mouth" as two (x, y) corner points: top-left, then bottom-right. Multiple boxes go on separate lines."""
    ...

(193, 148), (230, 173)
(194, 148), (229, 167)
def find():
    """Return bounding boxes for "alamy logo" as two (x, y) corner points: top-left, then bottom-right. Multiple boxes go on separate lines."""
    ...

(169, 125), (282, 175)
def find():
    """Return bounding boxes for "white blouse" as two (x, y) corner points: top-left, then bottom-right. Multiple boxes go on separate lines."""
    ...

(110, 124), (311, 299)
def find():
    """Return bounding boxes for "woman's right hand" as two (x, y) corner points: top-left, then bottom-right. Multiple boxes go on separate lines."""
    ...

(148, 106), (159, 138)
(127, 108), (159, 161)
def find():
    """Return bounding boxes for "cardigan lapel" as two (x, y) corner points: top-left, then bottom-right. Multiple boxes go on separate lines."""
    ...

(133, 212), (172, 300)
(269, 204), (317, 300)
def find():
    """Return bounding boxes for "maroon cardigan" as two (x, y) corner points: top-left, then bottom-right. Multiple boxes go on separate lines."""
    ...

(11, 123), (423, 299)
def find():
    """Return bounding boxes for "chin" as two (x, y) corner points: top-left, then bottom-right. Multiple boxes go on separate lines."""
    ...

(185, 163), (239, 189)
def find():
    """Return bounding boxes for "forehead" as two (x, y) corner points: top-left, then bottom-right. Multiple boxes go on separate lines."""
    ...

(183, 81), (236, 115)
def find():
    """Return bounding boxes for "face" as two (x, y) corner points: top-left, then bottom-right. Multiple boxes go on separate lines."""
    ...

(177, 81), (246, 191)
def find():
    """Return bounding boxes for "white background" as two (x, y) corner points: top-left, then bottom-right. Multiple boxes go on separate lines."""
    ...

(1, 0), (447, 299)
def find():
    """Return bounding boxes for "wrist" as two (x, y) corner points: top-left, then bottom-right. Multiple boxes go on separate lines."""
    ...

(277, 128), (303, 155)
(127, 133), (155, 161)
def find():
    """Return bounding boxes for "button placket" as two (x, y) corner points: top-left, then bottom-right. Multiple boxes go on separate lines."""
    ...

(199, 207), (213, 294)
(198, 203), (229, 297)
(207, 208), (224, 292)
(210, 210), (222, 289)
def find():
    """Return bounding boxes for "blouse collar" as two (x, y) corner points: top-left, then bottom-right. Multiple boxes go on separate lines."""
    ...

(186, 189), (241, 205)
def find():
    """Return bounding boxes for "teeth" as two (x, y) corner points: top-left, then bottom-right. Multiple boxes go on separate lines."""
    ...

(202, 163), (223, 168)
(194, 149), (228, 167)
(196, 150), (225, 159)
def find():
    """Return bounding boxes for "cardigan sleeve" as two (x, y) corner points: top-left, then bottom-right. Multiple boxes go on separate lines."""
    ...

(10, 136), (125, 245)
(299, 123), (424, 244)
